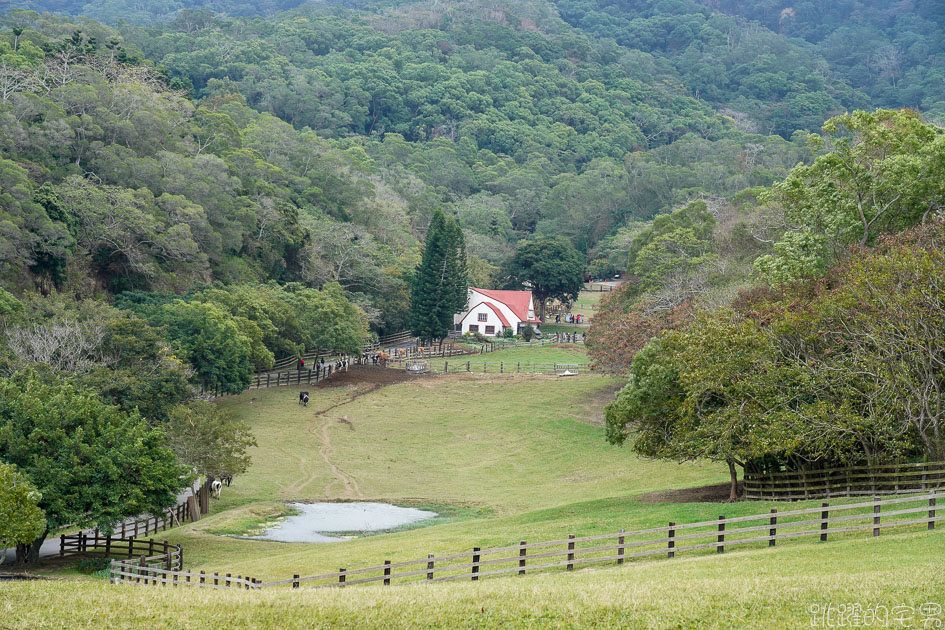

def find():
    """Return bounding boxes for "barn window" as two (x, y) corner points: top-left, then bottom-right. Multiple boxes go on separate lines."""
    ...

(478, 313), (488, 322)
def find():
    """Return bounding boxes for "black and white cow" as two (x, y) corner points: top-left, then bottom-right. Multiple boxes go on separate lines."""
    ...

(299, 391), (309, 406)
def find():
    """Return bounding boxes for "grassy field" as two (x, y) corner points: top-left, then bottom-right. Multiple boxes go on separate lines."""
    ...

(427, 343), (590, 370)
(140, 372), (757, 578)
(7, 529), (945, 628)
(16, 319), (945, 627)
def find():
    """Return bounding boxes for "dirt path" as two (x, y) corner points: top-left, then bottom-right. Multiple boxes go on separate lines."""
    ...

(289, 382), (387, 499)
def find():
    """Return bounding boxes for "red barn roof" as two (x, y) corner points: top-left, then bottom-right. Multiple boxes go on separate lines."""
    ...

(470, 288), (540, 323)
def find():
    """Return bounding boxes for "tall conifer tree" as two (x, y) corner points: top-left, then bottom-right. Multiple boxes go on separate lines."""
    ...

(410, 210), (468, 343)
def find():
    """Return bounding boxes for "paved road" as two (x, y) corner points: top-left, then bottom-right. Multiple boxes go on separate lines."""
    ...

(2, 482), (199, 566)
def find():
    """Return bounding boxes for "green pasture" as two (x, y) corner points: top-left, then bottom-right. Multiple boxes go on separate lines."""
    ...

(433, 342), (589, 369)
(19, 364), (945, 628)
(9, 529), (945, 628)
(38, 370), (930, 587)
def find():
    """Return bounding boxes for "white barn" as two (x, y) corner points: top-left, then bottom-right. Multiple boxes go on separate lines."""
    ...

(453, 288), (541, 337)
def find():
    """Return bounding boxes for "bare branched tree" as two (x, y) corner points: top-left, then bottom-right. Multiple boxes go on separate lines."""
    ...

(6, 320), (112, 374)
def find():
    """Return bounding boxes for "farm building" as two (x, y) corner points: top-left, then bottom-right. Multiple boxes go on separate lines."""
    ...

(453, 288), (541, 337)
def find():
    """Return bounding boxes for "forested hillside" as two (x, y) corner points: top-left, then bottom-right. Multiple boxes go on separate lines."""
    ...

(699, 0), (945, 117)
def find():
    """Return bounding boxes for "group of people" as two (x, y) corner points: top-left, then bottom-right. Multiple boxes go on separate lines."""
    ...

(554, 313), (584, 325)
(559, 332), (586, 343)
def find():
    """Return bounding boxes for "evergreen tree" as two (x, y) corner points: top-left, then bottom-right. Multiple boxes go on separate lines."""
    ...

(410, 210), (468, 343)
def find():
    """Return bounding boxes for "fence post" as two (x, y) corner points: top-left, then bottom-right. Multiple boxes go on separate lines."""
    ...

(930, 489), (937, 531)
(519, 541), (527, 575)
(615, 529), (625, 565)
(567, 534), (575, 570)
(445, 362), (448, 373)
(138, 556), (145, 584)
(483, 362), (487, 373)
(293, 574), (299, 589)
(128, 536), (135, 558)
(105, 534), (111, 557)
(668, 522), (675, 558)
(186, 570), (191, 584)
(467, 361), (470, 372)
(214, 572), (219, 586)
(60, 535), (65, 556)
(820, 503), (829, 542)
(427, 554), (435, 580)
(717, 516), (725, 553)
(339, 568), (346, 587)
(500, 362), (503, 374)
(267, 373), (270, 388)
(148, 539), (154, 556)
(472, 548), (480, 581)
(384, 560), (391, 585)
(200, 570), (205, 585)
(873, 497), (881, 536)
(517, 362), (520, 373)
(769, 509), (778, 547)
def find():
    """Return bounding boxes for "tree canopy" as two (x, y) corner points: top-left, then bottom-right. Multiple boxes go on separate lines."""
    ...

(0, 370), (187, 564)
(410, 209), (468, 342)
(504, 236), (584, 321)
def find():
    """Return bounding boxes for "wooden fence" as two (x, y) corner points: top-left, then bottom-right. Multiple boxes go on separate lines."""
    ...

(377, 331), (415, 346)
(267, 333), (416, 373)
(110, 550), (257, 589)
(744, 461), (945, 500)
(245, 366), (344, 392)
(108, 547), (187, 586)
(387, 360), (591, 375)
(452, 335), (584, 356)
(60, 489), (205, 559)
(63, 534), (182, 563)
(110, 492), (941, 591)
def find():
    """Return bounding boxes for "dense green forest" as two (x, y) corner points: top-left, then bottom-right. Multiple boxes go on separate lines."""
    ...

(1, 1), (944, 474)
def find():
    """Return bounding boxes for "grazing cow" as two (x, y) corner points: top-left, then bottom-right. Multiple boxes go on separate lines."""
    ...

(299, 391), (309, 406)
(220, 473), (233, 487)
(211, 479), (223, 499)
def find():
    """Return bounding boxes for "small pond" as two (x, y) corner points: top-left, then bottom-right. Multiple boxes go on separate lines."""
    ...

(249, 502), (438, 543)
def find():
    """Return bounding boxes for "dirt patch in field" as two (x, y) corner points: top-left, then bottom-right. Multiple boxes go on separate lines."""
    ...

(314, 366), (425, 389)
(580, 381), (624, 426)
(637, 482), (742, 504)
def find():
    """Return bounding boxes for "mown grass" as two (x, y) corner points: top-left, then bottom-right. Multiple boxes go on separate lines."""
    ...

(7, 529), (944, 629)
(423, 343), (589, 371)
(73, 372), (921, 587)
(24, 340), (942, 627)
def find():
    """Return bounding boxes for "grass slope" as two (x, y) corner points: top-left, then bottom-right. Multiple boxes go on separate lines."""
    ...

(152, 374), (731, 575)
(7, 529), (944, 628)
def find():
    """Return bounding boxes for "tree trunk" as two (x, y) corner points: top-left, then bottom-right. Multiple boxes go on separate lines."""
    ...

(727, 460), (739, 502)
(15, 529), (48, 566)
